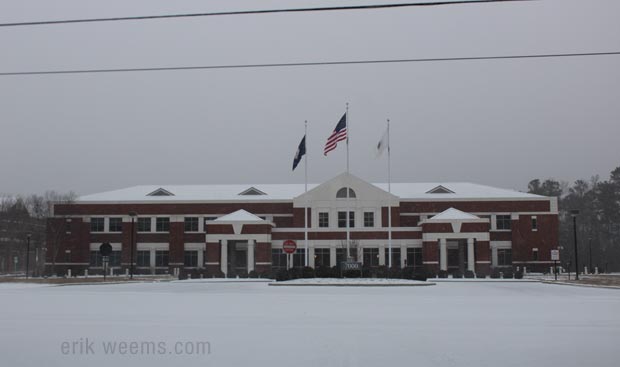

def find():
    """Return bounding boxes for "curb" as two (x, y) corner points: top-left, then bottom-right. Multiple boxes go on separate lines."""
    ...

(269, 282), (436, 287)
(541, 281), (620, 290)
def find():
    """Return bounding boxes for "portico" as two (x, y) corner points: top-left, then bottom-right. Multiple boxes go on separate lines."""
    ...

(422, 208), (490, 274)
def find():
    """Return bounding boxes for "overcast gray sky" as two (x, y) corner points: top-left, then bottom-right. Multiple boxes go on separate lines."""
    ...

(0, 0), (618, 196)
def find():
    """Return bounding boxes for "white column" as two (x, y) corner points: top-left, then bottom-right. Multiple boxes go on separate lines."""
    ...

(197, 249), (204, 269)
(149, 249), (156, 275)
(400, 245), (407, 268)
(439, 238), (447, 271)
(247, 240), (255, 273)
(379, 245), (386, 266)
(330, 247), (337, 267)
(308, 246), (315, 268)
(220, 240), (228, 276)
(491, 247), (498, 267)
(467, 238), (475, 272)
(359, 247), (364, 265)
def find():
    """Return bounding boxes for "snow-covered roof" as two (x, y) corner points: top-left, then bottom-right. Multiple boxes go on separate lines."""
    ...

(77, 181), (545, 203)
(214, 209), (265, 222)
(428, 208), (480, 221)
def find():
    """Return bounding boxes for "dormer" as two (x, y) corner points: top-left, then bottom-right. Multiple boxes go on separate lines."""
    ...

(146, 188), (174, 196)
(238, 187), (267, 196)
(426, 185), (455, 194)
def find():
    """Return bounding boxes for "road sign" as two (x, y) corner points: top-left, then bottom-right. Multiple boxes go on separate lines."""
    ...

(551, 249), (560, 261)
(99, 242), (112, 256)
(283, 240), (297, 254)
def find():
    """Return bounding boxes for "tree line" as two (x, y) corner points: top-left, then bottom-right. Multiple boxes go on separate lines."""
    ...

(528, 166), (620, 272)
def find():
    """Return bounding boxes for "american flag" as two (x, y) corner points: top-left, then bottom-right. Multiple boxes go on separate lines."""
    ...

(323, 113), (347, 155)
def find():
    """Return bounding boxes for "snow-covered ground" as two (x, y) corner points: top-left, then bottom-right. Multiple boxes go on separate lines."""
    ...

(270, 278), (433, 286)
(0, 281), (618, 367)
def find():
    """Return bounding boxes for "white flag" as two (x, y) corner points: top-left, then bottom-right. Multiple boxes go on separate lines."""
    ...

(375, 129), (388, 157)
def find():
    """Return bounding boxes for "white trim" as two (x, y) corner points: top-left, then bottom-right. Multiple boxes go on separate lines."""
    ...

(89, 242), (122, 251)
(136, 242), (169, 251)
(205, 234), (271, 242)
(271, 227), (421, 233)
(422, 232), (490, 241)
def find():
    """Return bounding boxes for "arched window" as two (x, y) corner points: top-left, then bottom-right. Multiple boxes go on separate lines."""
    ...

(336, 187), (356, 198)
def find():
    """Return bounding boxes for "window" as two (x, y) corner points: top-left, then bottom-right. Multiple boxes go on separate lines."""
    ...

(531, 216), (538, 231)
(384, 247), (400, 268)
(64, 251), (71, 262)
(204, 217), (217, 221)
(338, 211), (355, 228)
(136, 251), (150, 267)
(336, 187), (356, 198)
(318, 212), (329, 228)
(109, 217), (123, 232)
(292, 249), (306, 268)
(155, 218), (170, 232)
(532, 249), (539, 261)
(271, 249), (287, 270)
(363, 248), (380, 267)
(336, 248), (358, 264)
(363, 212), (374, 227)
(90, 251), (102, 266)
(184, 217), (199, 232)
(155, 251), (169, 267)
(109, 251), (121, 267)
(497, 249), (512, 266)
(137, 217), (151, 232)
(314, 248), (331, 267)
(184, 251), (198, 267)
(65, 220), (72, 233)
(147, 188), (174, 196)
(406, 248), (423, 268)
(90, 218), (104, 232)
(496, 215), (512, 230)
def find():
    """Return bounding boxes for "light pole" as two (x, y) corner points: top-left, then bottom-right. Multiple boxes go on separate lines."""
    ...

(25, 233), (31, 279)
(588, 237), (593, 274)
(570, 209), (580, 280)
(129, 211), (138, 279)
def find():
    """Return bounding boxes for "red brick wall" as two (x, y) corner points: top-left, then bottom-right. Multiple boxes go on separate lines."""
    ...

(400, 200), (551, 213)
(511, 214), (559, 263)
(55, 202), (294, 216)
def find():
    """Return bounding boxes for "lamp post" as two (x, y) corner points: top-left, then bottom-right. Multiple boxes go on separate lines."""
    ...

(588, 237), (593, 274)
(25, 233), (31, 279)
(129, 211), (138, 279)
(570, 209), (580, 280)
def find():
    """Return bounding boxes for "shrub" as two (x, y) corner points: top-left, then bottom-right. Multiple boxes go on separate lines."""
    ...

(361, 266), (372, 278)
(476, 269), (489, 279)
(302, 266), (315, 279)
(413, 269), (429, 281)
(248, 270), (259, 278)
(502, 269), (514, 279)
(452, 270), (463, 279)
(387, 267), (402, 279)
(315, 266), (332, 278)
(375, 266), (388, 278)
(275, 268), (290, 281)
(464, 270), (475, 279)
(178, 269), (189, 280)
(490, 268), (501, 279)
(514, 270), (523, 279)
(438, 270), (449, 279)
(288, 267), (303, 280)
(402, 267), (415, 280)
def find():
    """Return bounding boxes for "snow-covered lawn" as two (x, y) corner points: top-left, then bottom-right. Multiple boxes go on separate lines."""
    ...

(1, 281), (618, 367)
(270, 277), (433, 286)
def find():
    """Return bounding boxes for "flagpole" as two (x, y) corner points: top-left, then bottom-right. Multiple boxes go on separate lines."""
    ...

(387, 119), (392, 268)
(304, 120), (309, 267)
(345, 102), (350, 260)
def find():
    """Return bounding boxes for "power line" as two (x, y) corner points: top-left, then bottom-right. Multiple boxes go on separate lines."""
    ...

(0, 0), (534, 28)
(0, 51), (618, 77)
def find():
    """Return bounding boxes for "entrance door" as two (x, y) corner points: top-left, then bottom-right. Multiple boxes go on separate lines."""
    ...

(227, 241), (248, 275)
(447, 240), (467, 274)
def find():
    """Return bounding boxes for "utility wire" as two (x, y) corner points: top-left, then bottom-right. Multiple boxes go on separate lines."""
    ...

(0, 0), (534, 28)
(0, 51), (618, 77)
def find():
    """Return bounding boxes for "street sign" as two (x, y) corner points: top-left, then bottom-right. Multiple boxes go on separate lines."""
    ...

(283, 240), (297, 254)
(99, 242), (112, 256)
(551, 249), (560, 261)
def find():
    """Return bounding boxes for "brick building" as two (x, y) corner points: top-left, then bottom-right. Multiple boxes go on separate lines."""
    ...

(46, 173), (559, 276)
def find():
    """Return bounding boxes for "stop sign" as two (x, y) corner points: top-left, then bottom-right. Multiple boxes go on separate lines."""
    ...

(283, 240), (297, 254)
